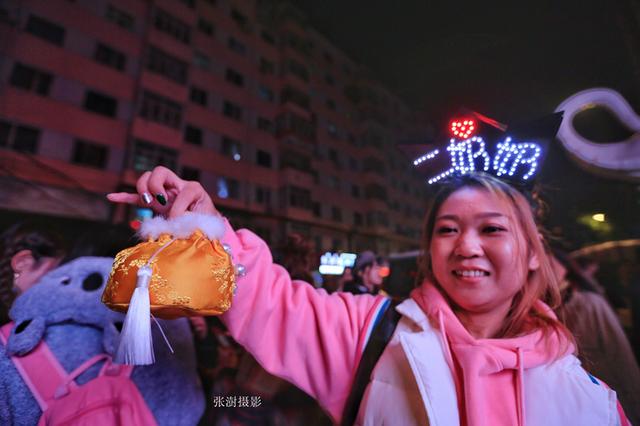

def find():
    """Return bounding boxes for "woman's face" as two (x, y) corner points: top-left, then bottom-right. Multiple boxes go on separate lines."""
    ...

(429, 187), (539, 315)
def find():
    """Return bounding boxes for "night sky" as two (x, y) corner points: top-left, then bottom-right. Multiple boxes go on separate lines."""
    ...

(295, 0), (640, 249)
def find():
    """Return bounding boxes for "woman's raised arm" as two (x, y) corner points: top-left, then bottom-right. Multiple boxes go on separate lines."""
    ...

(107, 167), (388, 422)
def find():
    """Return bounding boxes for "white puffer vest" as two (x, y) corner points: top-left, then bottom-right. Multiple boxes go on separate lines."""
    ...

(356, 299), (620, 426)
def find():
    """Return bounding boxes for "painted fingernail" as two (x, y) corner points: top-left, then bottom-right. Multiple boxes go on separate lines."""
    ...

(156, 194), (167, 206)
(141, 193), (153, 205)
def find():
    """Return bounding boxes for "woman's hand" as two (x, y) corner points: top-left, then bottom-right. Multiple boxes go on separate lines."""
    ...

(106, 166), (218, 218)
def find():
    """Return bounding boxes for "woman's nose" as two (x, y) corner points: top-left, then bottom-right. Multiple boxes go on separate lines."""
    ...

(454, 232), (483, 258)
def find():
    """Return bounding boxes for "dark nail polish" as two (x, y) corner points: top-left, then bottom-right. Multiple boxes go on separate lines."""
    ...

(156, 194), (167, 206)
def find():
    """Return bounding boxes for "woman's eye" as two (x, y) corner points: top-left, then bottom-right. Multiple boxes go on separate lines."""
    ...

(483, 225), (505, 234)
(437, 226), (457, 234)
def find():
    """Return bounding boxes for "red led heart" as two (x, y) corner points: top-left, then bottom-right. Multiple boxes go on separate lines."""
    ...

(449, 119), (476, 139)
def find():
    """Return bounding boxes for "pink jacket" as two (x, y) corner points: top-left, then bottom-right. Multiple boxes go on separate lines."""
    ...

(220, 221), (628, 425)
(221, 221), (386, 422)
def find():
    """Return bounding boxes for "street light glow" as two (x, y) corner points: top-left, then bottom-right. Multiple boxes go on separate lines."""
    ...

(592, 213), (605, 222)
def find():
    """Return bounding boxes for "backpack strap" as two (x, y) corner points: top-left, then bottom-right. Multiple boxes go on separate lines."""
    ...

(0, 322), (70, 411)
(340, 299), (402, 426)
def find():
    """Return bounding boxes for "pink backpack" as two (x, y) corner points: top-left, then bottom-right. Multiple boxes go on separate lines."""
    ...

(0, 323), (157, 426)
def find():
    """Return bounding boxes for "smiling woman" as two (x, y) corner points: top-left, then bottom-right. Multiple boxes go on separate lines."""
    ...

(420, 174), (567, 341)
(108, 166), (631, 426)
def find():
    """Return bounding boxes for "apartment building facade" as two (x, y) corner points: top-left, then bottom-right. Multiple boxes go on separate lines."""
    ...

(0, 0), (428, 254)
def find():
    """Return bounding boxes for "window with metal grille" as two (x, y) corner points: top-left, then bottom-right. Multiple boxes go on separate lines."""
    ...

(94, 43), (126, 71)
(84, 91), (118, 118)
(72, 140), (108, 169)
(189, 87), (207, 106)
(9, 63), (52, 96)
(139, 91), (182, 128)
(146, 46), (187, 84)
(131, 139), (178, 171)
(225, 68), (244, 87)
(105, 5), (134, 30)
(0, 120), (40, 154)
(222, 101), (243, 121)
(184, 125), (203, 145)
(153, 8), (190, 43)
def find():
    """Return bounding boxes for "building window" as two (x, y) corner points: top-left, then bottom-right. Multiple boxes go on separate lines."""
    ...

(280, 86), (310, 110)
(288, 186), (311, 209)
(94, 43), (126, 71)
(139, 91), (182, 128)
(221, 137), (242, 161)
(326, 99), (336, 111)
(25, 15), (65, 46)
(259, 57), (275, 74)
(255, 186), (271, 205)
(256, 150), (272, 168)
(105, 5), (134, 31)
(181, 166), (200, 181)
(227, 37), (246, 55)
(351, 184), (360, 198)
(260, 30), (275, 45)
(0, 120), (40, 154)
(72, 139), (108, 169)
(9, 63), (52, 96)
(84, 91), (117, 118)
(230, 8), (250, 33)
(197, 18), (214, 36)
(153, 8), (190, 43)
(193, 51), (211, 70)
(189, 87), (207, 106)
(258, 86), (274, 103)
(257, 117), (273, 134)
(184, 125), (202, 145)
(225, 68), (244, 87)
(132, 139), (177, 171)
(222, 101), (242, 121)
(287, 59), (309, 82)
(217, 177), (239, 199)
(202, 0), (216, 6)
(332, 206), (342, 222)
(146, 46), (188, 84)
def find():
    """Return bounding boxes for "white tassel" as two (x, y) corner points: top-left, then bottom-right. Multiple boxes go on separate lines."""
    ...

(115, 265), (154, 365)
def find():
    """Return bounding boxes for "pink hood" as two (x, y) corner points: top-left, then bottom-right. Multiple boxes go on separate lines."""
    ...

(411, 282), (574, 426)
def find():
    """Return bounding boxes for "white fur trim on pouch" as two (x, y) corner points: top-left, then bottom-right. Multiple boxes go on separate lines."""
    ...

(138, 213), (225, 240)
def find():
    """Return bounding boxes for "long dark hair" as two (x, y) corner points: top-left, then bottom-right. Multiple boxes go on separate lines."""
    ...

(0, 222), (65, 323)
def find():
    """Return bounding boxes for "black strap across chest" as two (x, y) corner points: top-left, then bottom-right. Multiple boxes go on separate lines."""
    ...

(340, 299), (402, 426)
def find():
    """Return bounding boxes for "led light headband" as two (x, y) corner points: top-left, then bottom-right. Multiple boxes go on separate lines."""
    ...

(409, 111), (563, 188)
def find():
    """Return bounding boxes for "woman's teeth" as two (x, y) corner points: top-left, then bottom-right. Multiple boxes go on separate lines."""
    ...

(454, 270), (488, 277)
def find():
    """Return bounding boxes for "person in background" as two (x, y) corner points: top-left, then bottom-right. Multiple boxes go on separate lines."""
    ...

(552, 250), (640, 425)
(335, 266), (354, 293)
(0, 222), (65, 325)
(343, 251), (383, 295)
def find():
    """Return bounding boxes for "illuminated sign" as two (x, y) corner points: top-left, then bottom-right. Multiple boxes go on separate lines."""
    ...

(319, 252), (356, 275)
(417, 135), (543, 185)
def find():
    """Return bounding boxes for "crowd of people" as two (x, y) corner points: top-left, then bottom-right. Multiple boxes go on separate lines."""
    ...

(0, 166), (639, 425)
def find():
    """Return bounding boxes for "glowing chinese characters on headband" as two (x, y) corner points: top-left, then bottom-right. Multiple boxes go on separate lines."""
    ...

(421, 136), (543, 184)
(493, 137), (542, 180)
